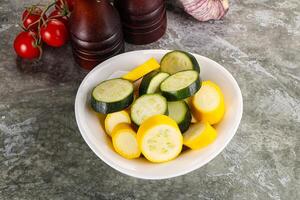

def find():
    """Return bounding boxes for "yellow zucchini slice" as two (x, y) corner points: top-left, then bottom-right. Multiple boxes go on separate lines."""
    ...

(104, 110), (131, 136)
(137, 115), (183, 163)
(192, 81), (225, 125)
(122, 58), (160, 82)
(112, 123), (141, 159)
(183, 122), (217, 150)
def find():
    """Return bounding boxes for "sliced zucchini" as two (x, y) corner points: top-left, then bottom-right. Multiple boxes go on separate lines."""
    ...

(131, 94), (168, 126)
(122, 58), (160, 82)
(139, 70), (169, 96)
(192, 81), (225, 125)
(160, 50), (200, 74)
(91, 78), (134, 114)
(137, 115), (183, 163)
(168, 101), (191, 133)
(104, 110), (131, 136)
(183, 122), (217, 150)
(112, 123), (141, 159)
(160, 70), (201, 101)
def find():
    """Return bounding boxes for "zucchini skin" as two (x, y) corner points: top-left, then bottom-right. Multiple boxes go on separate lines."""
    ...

(139, 71), (161, 96)
(178, 102), (192, 133)
(161, 77), (202, 101)
(161, 50), (200, 73)
(91, 91), (134, 114)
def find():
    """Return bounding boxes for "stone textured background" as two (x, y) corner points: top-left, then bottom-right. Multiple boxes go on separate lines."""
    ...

(0, 0), (299, 199)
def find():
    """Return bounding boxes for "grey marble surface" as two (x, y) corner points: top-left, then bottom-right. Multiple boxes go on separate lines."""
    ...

(0, 0), (299, 199)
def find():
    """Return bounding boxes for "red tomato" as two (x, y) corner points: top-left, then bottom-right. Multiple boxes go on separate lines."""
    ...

(41, 19), (69, 47)
(22, 7), (46, 32)
(14, 31), (41, 59)
(49, 10), (69, 28)
(55, 0), (74, 12)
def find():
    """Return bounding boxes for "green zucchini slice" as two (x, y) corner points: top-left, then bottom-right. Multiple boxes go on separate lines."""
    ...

(160, 70), (201, 101)
(91, 78), (134, 114)
(160, 50), (200, 74)
(139, 70), (170, 96)
(168, 101), (192, 133)
(131, 94), (168, 126)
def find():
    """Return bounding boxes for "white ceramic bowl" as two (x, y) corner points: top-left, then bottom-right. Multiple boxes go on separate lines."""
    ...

(75, 50), (243, 180)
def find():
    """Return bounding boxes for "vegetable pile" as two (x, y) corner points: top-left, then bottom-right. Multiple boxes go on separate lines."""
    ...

(13, 0), (73, 59)
(91, 50), (226, 163)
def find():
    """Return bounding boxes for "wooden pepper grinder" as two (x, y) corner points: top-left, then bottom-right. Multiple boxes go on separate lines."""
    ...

(114, 0), (167, 45)
(70, 0), (124, 70)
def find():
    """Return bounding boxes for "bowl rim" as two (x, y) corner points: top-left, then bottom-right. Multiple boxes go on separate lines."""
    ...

(75, 49), (243, 180)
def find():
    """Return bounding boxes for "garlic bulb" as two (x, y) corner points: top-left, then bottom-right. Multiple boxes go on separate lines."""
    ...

(180, 0), (229, 22)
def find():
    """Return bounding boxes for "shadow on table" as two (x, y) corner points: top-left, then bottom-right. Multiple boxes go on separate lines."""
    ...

(16, 42), (87, 83)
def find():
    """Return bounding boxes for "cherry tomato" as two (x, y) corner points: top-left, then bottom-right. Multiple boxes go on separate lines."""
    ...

(22, 7), (46, 32)
(14, 31), (41, 59)
(49, 10), (69, 28)
(41, 19), (69, 47)
(55, 0), (74, 12)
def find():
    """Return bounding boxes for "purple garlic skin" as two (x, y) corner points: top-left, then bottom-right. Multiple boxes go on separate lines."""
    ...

(180, 0), (229, 22)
